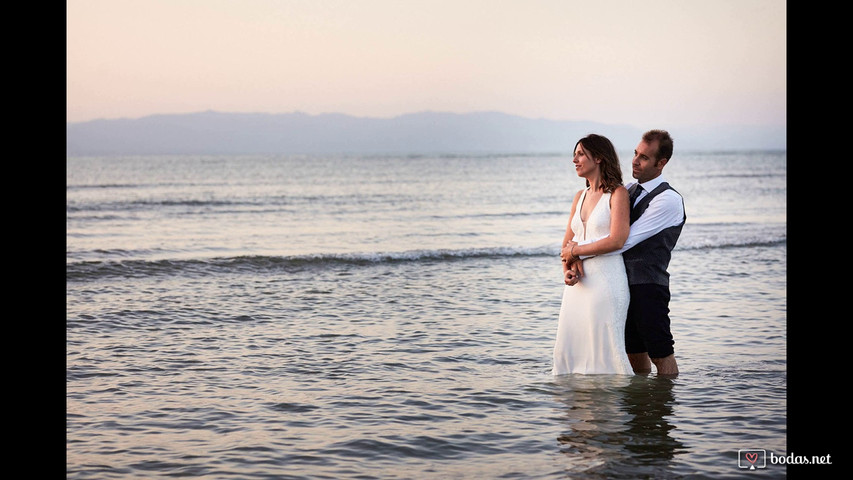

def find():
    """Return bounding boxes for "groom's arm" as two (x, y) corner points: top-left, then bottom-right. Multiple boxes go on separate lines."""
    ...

(621, 191), (684, 251)
(565, 190), (684, 258)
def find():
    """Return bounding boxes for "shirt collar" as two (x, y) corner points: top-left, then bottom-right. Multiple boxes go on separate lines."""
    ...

(638, 175), (666, 192)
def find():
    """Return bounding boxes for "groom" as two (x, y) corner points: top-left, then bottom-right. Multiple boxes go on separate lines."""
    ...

(563, 129), (685, 376)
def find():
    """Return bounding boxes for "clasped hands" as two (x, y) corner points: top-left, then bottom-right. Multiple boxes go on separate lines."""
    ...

(560, 241), (584, 286)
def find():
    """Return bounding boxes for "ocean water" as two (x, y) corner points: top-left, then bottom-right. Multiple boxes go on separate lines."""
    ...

(67, 150), (787, 479)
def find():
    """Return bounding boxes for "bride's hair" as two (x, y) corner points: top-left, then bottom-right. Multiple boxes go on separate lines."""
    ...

(575, 134), (623, 193)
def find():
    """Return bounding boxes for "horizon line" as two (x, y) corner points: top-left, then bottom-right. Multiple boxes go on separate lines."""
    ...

(66, 109), (786, 130)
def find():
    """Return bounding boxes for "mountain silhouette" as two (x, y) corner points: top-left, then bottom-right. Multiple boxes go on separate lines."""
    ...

(66, 110), (785, 155)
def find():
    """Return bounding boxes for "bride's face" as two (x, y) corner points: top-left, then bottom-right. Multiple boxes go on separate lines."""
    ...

(572, 144), (599, 178)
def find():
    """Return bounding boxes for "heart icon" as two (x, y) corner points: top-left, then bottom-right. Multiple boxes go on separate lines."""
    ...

(745, 452), (758, 464)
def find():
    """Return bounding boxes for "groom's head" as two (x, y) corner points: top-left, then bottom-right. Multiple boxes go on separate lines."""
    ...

(631, 130), (673, 182)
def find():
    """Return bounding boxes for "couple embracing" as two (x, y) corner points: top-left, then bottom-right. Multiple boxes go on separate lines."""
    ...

(552, 130), (685, 377)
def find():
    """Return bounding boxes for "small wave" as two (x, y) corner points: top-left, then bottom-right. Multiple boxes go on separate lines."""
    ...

(66, 181), (232, 190)
(67, 194), (418, 212)
(685, 238), (786, 250)
(681, 172), (785, 180)
(427, 210), (566, 220)
(678, 223), (786, 251)
(66, 199), (258, 212)
(66, 183), (143, 190)
(66, 234), (785, 281)
(66, 247), (554, 281)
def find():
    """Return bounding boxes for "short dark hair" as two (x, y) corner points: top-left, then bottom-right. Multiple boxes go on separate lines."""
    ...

(642, 129), (674, 161)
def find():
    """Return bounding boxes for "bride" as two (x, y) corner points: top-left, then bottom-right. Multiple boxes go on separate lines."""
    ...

(552, 134), (633, 375)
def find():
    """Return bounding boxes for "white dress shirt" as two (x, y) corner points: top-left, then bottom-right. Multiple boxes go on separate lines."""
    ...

(578, 175), (684, 256)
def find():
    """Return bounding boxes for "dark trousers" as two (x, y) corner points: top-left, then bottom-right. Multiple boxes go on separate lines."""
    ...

(625, 283), (675, 359)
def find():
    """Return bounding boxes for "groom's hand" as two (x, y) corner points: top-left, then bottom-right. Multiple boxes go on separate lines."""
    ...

(574, 259), (585, 279)
(564, 263), (582, 286)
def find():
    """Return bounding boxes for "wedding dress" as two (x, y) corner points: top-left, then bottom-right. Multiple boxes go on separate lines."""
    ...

(552, 189), (633, 375)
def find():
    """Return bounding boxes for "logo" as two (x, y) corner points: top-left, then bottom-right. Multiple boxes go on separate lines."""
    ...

(738, 449), (766, 470)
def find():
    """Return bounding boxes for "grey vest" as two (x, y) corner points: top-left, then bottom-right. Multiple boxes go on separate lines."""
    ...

(623, 182), (686, 286)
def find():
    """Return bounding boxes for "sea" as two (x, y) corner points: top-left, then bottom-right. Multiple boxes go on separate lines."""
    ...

(67, 149), (788, 479)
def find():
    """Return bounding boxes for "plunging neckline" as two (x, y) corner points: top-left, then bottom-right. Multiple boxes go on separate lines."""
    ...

(579, 188), (604, 223)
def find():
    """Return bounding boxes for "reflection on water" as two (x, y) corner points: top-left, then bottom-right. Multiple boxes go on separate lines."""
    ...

(550, 374), (686, 478)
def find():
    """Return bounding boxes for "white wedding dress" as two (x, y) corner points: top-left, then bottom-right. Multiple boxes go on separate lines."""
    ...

(552, 189), (633, 375)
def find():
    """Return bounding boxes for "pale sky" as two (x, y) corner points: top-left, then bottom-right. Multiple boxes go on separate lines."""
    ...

(67, 0), (786, 129)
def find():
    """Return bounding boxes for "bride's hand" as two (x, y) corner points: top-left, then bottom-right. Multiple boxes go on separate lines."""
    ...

(560, 241), (577, 263)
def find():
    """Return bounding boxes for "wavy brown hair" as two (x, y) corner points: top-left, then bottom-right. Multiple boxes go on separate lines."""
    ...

(575, 133), (623, 193)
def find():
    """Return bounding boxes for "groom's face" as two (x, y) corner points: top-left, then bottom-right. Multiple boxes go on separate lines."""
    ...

(631, 140), (667, 183)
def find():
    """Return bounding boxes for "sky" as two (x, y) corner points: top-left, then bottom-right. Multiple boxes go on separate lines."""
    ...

(67, 0), (786, 129)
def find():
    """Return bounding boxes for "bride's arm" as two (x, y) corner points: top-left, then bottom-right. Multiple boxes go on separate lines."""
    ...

(566, 186), (630, 260)
(560, 190), (583, 278)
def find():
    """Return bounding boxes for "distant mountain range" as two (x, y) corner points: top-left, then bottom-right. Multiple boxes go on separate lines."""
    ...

(66, 110), (786, 155)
